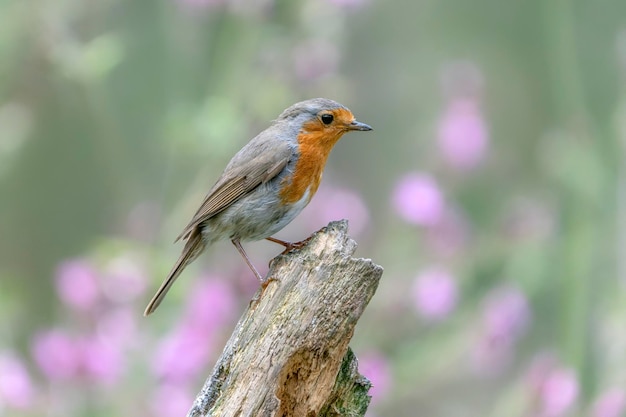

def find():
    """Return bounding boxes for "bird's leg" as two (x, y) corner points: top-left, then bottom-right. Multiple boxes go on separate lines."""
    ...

(231, 239), (264, 282)
(231, 239), (277, 299)
(266, 236), (312, 255)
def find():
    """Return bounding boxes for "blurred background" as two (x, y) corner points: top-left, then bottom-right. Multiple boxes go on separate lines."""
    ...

(1, 0), (625, 416)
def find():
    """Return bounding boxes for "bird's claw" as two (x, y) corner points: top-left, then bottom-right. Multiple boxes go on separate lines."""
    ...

(261, 275), (278, 289)
(278, 237), (312, 255)
(249, 275), (278, 307)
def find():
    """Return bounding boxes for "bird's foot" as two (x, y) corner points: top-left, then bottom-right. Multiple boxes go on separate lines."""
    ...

(249, 275), (278, 307)
(266, 236), (313, 255)
(260, 275), (279, 289)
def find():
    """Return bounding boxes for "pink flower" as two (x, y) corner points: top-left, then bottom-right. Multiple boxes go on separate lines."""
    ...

(482, 286), (530, 344)
(79, 336), (123, 384)
(152, 383), (194, 417)
(0, 353), (35, 409)
(540, 368), (579, 416)
(526, 354), (579, 417)
(152, 277), (237, 382)
(31, 329), (80, 380)
(472, 285), (530, 374)
(152, 323), (212, 382)
(185, 277), (237, 330)
(358, 351), (391, 404)
(411, 267), (457, 321)
(55, 259), (100, 312)
(31, 328), (125, 384)
(591, 388), (626, 417)
(392, 173), (444, 226)
(437, 98), (489, 171)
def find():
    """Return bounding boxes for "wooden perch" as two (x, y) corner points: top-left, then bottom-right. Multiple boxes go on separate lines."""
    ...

(187, 220), (383, 417)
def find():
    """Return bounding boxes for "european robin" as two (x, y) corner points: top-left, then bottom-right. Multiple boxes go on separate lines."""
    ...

(144, 98), (372, 316)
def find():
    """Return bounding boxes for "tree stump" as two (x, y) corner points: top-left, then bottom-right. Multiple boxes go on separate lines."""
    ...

(187, 220), (383, 417)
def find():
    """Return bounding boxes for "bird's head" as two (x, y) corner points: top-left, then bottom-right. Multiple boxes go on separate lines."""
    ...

(277, 98), (372, 149)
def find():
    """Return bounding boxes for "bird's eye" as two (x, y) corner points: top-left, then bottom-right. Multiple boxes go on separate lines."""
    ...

(321, 114), (334, 125)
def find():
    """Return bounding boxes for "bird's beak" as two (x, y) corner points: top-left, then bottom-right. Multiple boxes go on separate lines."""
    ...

(347, 120), (373, 131)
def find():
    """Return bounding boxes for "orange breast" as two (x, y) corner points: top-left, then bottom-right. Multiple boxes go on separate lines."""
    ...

(279, 124), (344, 205)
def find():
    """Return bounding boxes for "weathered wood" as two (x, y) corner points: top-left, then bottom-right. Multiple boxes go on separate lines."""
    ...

(187, 220), (383, 417)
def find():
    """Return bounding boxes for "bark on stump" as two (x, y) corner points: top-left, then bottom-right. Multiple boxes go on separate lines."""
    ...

(187, 220), (383, 417)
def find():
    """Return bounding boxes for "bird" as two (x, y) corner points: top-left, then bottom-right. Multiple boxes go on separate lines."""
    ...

(144, 98), (372, 316)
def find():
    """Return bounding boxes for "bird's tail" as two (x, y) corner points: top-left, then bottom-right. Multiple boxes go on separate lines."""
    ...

(144, 228), (205, 316)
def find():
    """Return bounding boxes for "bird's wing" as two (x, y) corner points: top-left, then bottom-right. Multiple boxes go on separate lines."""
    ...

(175, 135), (293, 242)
